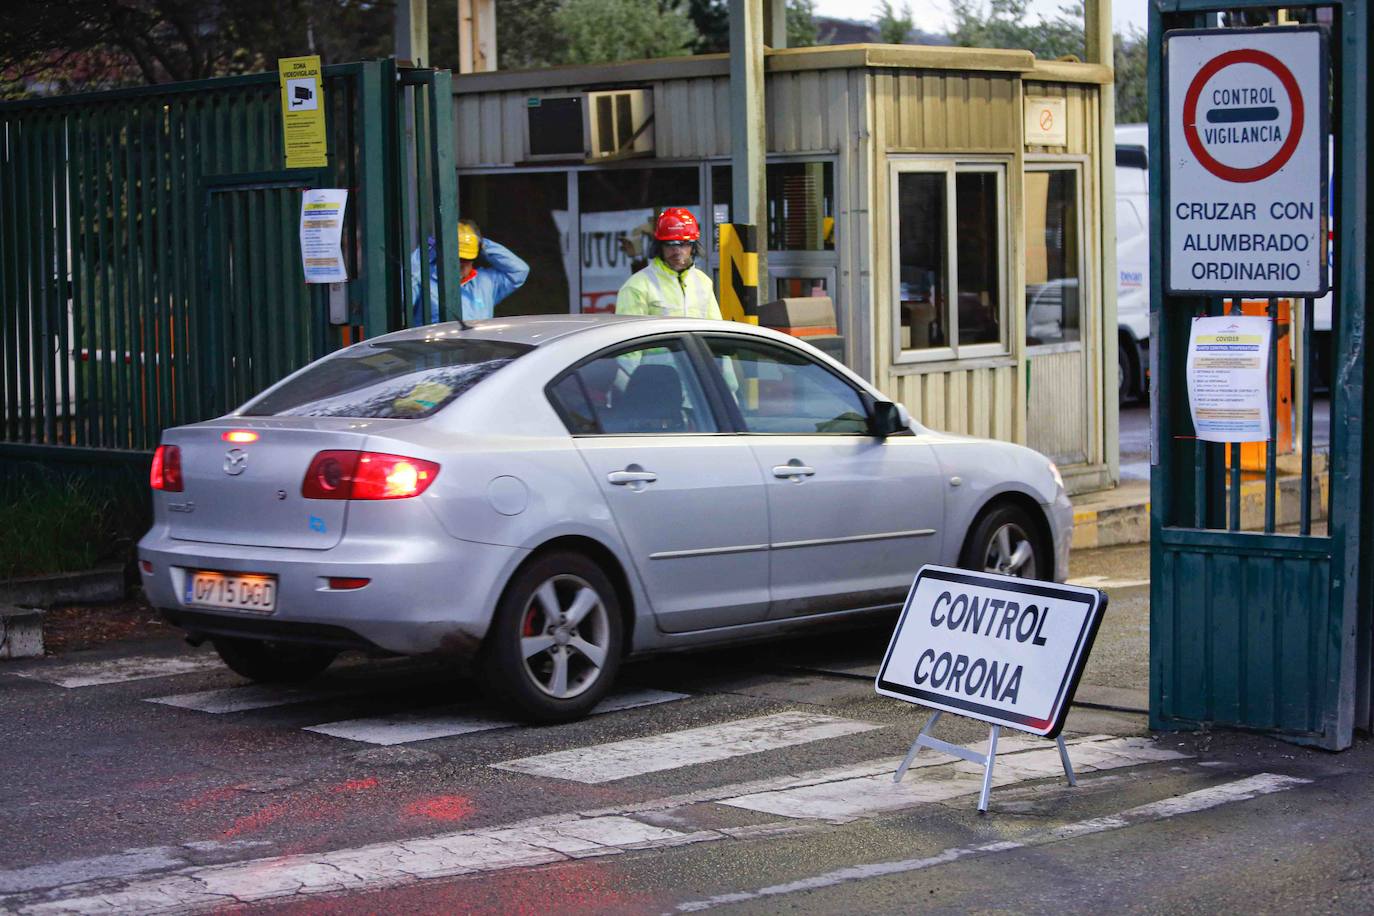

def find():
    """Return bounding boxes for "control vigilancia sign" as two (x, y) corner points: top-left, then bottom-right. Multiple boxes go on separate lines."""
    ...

(278, 55), (328, 169)
(1165, 27), (1327, 296)
(876, 566), (1106, 738)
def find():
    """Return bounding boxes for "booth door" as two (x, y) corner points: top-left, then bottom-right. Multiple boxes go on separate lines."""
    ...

(1025, 164), (1090, 467)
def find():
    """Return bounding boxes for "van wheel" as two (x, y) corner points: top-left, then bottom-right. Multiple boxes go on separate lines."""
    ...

(480, 551), (623, 724)
(1118, 339), (1137, 403)
(212, 638), (338, 683)
(960, 503), (1050, 580)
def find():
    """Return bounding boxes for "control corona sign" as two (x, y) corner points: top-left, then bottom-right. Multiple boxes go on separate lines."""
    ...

(278, 55), (328, 169)
(1165, 27), (1327, 296)
(875, 566), (1106, 738)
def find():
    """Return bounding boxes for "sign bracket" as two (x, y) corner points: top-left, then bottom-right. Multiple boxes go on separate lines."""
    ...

(893, 710), (1077, 813)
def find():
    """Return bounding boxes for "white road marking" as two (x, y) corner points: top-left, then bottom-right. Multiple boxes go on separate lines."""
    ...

(11, 816), (718, 915)
(13, 655), (223, 689)
(1067, 574), (1151, 589)
(0, 843), (271, 895)
(146, 683), (373, 714)
(720, 737), (1191, 822)
(492, 712), (882, 784)
(675, 773), (1311, 911)
(303, 688), (689, 746)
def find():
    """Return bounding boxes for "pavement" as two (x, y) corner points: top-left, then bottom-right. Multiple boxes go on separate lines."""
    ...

(3, 539), (1372, 913)
(1070, 402), (1331, 550)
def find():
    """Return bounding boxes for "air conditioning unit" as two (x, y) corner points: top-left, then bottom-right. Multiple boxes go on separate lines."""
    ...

(586, 89), (654, 160)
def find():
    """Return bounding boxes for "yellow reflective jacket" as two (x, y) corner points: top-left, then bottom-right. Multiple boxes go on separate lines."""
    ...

(614, 258), (722, 320)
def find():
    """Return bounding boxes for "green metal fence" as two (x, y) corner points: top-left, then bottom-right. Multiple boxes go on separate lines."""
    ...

(0, 60), (461, 465)
(1149, 1), (1371, 749)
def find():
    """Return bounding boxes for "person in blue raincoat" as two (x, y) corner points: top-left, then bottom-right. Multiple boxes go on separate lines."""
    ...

(410, 220), (529, 324)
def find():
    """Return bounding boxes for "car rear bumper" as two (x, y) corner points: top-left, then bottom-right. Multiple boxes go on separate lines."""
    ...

(138, 526), (527, 658)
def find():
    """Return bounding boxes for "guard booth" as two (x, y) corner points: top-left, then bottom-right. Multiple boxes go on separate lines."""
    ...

(1149, 1), (1372, 749)
(449, 43), (1120, 493)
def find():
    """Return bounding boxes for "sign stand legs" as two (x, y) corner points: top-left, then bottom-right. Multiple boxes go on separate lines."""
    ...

(894, 710), (1077, 813)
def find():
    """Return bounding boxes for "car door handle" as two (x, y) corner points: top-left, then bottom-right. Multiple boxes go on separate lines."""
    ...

(772, 464), (816, 479)
(607, 469), (658, 485)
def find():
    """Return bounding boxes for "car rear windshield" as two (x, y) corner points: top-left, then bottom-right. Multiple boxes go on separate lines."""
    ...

(241, 337), (532, 419)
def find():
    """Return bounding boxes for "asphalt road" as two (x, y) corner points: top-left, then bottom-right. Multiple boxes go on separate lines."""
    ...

(2, 543), (1370, 914)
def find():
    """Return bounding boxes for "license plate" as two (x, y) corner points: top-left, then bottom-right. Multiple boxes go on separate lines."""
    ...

(185, 571), (277, 614)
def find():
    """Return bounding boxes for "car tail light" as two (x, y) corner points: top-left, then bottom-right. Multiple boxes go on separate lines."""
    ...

(222, 430), (259, 443)
(327, 577), (371, 590)
(301, 451), (439, 500)
(151, 445), (183, 492)
(140, 559), (153, 574)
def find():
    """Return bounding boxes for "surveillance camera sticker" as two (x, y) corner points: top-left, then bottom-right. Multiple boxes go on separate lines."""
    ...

(287, 77), (318, 110)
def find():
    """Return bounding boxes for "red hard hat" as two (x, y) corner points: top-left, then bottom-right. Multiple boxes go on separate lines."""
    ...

(654, 207), (700, 242)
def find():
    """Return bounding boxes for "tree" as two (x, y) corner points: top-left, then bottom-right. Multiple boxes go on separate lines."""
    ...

(948, 0), (1084, 60)
(552, 0), (699, 65)
(495, 0), (566, 70)
(1113, 26), (1147, 124)
(874, 0), (915, 44)
(787, 0), (819, 48)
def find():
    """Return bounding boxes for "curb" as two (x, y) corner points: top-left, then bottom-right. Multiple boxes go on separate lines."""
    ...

(1072, 472), (1329, 550)
(0, 566), (126, 608)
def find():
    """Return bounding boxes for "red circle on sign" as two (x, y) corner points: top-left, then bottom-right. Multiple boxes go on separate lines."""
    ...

(1182, 48), (1304, 183)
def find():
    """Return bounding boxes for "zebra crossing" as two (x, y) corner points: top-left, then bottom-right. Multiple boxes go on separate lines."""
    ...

(0, 649), (1317, 915)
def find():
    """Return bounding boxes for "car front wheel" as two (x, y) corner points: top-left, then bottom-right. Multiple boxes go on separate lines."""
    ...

(212, 638), (338, 683)
(480, 551), (623, 724)
(960, 503), (1049, 580)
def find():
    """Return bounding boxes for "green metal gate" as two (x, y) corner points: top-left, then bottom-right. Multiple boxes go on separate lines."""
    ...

(0, 60), (462, 466)
(1149, 1), (1371, 748)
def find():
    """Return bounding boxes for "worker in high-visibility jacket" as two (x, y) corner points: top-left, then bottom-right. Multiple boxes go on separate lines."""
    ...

(615, 208), (722, 319)
(410, 220), (528, 325)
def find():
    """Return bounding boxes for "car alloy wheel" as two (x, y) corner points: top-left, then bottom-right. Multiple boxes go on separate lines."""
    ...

(518, 574), (611, 700)
(982, 521), (1037, 577)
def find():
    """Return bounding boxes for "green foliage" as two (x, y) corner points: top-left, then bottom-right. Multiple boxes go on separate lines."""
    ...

(787, 0), (819, 48)
(874, 0), (915, 44)
(552, 0), (699, 65)
(1114, 26), (1148, 124)
(0, 472), (147, 580)
(949, 0), (1084, 60)
(496, 0), (567, 70)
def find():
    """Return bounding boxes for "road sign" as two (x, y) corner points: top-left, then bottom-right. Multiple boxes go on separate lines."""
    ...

(1165, 27), (1327, 296)
(875, 566), (1106, 738)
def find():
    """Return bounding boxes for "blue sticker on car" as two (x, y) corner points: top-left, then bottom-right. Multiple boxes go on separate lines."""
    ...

(309, 515), (327, 533)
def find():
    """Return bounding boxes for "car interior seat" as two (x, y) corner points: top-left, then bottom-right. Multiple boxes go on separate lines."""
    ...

(614, 363), (686, 433)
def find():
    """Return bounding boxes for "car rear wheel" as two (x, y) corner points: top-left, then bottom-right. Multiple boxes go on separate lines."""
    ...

(960, 503), (1050, 580)
(212, 638), (338, 683)
(480, 551), (623, 724)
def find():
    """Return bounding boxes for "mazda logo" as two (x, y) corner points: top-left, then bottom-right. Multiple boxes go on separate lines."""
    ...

(224, 448), (248, 476)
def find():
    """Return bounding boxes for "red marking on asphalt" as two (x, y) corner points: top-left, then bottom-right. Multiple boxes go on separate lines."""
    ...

(179, 785), (244, 813)
(333, 776), (379, 792)
(219, 778), (379, 838)
(402, 794), (474, 822)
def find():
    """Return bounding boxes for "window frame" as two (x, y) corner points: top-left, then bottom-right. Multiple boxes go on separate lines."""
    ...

(888, 157), (1011, 366)
(1024, 159), (1089, 356)
(543, 333), (734, 437)
(695, 332), (889, 438)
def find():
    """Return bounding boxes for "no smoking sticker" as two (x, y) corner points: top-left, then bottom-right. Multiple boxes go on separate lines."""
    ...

(1166, 27), (1327, 296)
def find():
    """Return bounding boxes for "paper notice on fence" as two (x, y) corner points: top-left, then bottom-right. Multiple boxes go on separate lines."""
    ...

(1186, 315), (1272, 443)
(299, 189), (348, 284)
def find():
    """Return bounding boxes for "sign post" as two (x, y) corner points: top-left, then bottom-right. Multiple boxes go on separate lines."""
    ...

(875, 566), (1106, 812)
(1165, 28), (1327, 297)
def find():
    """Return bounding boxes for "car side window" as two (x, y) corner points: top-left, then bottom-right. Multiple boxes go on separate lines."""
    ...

(704, 337), (870, 435)
(549, 339), (719, 435)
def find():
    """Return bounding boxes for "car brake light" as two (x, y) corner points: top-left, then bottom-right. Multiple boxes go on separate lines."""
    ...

(301, 450), (439, 500)
(151, 445), (183, 492)
(327, 577), (371, 590)
(222, 430), (259, 443)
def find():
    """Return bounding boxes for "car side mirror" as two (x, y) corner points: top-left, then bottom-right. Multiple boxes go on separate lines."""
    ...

(869, 400), (908, 438)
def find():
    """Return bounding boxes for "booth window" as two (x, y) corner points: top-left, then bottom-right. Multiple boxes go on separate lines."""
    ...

(458, 172), (570, 317)
(711, 162), (835, 251)
(891, 162), (1007, 362)
(1024, 166), (1083, 347)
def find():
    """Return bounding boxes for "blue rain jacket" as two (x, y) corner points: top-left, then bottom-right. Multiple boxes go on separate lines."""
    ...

(410, 238), (529, 324)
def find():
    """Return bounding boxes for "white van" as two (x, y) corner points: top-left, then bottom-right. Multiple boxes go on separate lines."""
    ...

(1115, 124), (1150, 404)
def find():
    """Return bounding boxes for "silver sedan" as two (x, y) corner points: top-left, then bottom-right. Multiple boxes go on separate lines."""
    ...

(138, 316), (1072, 722)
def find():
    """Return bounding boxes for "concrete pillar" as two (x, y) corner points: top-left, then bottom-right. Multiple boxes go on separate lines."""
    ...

(459, 0), (499, 73)
(764, 0), (788, 49)
(394, 0), (429, 66)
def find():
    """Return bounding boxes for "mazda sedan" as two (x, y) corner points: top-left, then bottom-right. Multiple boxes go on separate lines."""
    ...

(139, 315), (1071, 722)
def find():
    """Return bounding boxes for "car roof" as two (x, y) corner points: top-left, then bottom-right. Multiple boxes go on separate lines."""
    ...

(365, 313), (785, 349)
